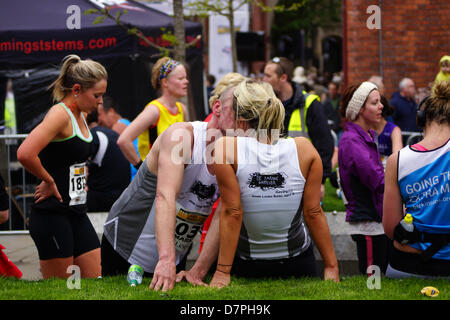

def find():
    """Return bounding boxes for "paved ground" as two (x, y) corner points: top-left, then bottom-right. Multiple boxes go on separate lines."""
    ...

(0, 211), (358, 281)
(1, 233), (41, 280)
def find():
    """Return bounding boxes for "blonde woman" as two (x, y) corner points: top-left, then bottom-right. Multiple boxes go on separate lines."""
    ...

(17, 55), (107, 279)
(210, 80), (339, 288)
(117, 57), (188, 170)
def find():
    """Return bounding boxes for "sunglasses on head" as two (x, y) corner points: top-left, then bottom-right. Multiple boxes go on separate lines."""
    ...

(270, 57), (286, 75)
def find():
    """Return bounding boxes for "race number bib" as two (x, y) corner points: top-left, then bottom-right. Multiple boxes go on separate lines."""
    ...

(69, 163), (87, 206)
(174, 203), (209, 252)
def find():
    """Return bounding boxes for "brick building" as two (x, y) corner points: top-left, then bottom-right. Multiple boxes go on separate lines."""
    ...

(343, 0), (450, 99)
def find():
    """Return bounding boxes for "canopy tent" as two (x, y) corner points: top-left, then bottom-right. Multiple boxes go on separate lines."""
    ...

(0, 0), (206, 133)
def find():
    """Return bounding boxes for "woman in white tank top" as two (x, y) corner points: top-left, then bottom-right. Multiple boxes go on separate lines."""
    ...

(210, 80), (339, 288)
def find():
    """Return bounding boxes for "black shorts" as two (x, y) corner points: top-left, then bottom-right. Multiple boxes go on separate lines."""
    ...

(28, 199), (100, 260)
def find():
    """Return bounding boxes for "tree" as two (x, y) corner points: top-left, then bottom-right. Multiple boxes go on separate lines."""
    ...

(186, 0), (247, 72)
(84, 3), (201, 119)
(270, 0), (341, 67)
(84, 4), (200, 62)
(186, 0), (307, 72)
(172, 0), (187, 63)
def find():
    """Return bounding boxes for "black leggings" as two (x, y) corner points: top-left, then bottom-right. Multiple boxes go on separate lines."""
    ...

(231, 244), (319, 279)
(351, 234), (391, 275)
(100, 235), (190, 277)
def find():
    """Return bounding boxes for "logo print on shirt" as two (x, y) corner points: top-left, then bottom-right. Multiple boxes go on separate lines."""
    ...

(190, 181), (217, 201)
(248, 172), (287, 190)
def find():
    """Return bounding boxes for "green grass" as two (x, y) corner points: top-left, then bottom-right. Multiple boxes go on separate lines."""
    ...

(1, 275), (449, 300)
(322, 178), (346, 212)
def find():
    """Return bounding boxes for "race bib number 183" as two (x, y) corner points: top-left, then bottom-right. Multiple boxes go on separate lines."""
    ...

(69, 162), (87, 206)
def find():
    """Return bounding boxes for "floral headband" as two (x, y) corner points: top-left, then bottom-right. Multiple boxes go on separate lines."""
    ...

(159, 59), (180, 81)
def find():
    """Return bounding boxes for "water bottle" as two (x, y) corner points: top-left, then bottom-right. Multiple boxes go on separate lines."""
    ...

(127, 264), (143, 287)
(399, 214), (414, 244)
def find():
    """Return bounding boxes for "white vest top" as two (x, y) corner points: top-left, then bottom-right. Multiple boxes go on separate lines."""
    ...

(235, 137), (310, 260)
(104, 121), (219, 273)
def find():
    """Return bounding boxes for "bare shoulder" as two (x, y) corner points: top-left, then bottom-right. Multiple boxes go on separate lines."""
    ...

(40, 104), (71, 129)
(293, 137), (320, 176)
(138, 102), (160, 120)
(386, 150), (399, 168)
(25, 103), (71, 142)
(165, 121), (194, 135)
(159, 121), (194, 147)
(293, 136), (311, 147)
(293, 137), (317, 157)
(45, 103), (71, 119)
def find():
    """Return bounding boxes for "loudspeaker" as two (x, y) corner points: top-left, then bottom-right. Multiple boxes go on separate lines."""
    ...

(236, 32), (265, 62)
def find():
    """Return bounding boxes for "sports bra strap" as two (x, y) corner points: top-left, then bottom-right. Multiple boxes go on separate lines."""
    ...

(411, 143), (429, 151)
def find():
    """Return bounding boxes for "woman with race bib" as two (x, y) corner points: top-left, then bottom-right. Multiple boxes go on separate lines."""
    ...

(17, 54), (107, 279)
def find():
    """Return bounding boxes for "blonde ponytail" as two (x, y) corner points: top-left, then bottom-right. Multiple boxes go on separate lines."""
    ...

(49, 54), (108, 101)
(233, 79), (285, 140)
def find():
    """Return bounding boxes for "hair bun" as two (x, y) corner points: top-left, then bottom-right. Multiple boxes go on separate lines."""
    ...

(432, 80), (450, 100)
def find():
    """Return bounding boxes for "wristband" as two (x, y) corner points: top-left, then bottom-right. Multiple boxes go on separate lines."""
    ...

(134, 160), (143, 170)
(216, 269), (230, 275)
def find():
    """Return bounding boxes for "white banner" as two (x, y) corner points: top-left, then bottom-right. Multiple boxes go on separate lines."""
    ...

(208, 6), (249, 82)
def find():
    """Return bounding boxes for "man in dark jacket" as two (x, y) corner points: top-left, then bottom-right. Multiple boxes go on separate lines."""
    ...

(390, 78), (419, 133)
(263, 57), (334, 199)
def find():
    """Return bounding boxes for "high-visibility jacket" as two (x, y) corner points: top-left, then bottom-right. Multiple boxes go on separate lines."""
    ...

(287, 91), (320, 139)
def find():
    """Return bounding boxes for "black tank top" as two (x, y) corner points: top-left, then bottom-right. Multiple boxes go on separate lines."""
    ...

(34, 102), (93, 214)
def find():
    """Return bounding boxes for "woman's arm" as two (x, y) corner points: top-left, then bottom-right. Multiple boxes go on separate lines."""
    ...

(382, 152), (404, 239)
(17, 105), (70, 202)
(117, 104), (159, 166)
(390, 126), (403, 155)
(383, 152), (421, 254)
(149, 123), (192, 292)
(346, 136), (385, 194)
(296, 138), (340, 282)
(210, 136), (241, 289)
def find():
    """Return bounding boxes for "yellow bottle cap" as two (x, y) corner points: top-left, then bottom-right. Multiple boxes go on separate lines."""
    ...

(404, 214), (413, 224)
(421, 286), (439, 297)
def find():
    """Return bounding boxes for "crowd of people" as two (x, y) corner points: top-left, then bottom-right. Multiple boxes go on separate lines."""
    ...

(0, 52), (447, 288)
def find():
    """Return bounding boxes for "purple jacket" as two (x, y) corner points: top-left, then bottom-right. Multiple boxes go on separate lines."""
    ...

(338, 122), (385, 222)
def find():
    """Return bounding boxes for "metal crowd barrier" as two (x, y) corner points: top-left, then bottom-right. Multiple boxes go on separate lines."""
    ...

(0, 134), (31, 232)
(0, 129), (423, 232)
(402, 131), (424, 146)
